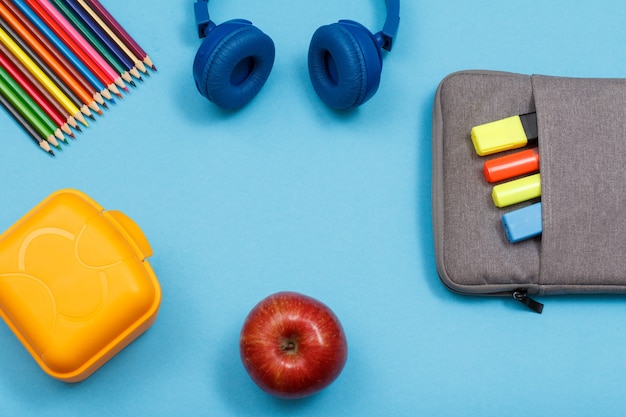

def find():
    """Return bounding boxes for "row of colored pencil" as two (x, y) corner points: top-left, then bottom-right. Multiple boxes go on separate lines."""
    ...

(0, 0), (155, 156)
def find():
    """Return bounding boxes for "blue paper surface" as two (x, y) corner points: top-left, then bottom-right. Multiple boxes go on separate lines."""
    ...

(1, 0), (625, 416)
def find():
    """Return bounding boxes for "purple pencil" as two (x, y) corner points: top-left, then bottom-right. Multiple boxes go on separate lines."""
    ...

(85, 0), (156, 71)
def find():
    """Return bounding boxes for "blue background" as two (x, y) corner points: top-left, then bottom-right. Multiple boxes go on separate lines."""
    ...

(1, 0), (625, 416)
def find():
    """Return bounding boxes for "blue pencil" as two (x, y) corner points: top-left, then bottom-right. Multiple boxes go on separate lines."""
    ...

(60, 0), (141, 81)
(12, 0), (117, 99)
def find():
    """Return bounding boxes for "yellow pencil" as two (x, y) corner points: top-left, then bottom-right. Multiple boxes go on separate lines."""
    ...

(0, 26), (87, 127)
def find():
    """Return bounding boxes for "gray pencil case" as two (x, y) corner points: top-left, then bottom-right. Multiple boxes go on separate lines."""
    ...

(431, 70), (626, 312)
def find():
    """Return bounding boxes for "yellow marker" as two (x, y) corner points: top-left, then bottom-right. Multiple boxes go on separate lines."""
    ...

(492, 173), (541, 208)
(471, 112), (538, 156)
(0, 27), (82, 121)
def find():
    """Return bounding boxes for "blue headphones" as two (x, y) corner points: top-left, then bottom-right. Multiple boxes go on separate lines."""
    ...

(192, 0), (400, 110)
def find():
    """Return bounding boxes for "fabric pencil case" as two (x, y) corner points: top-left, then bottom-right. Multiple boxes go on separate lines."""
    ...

(431, 70), (626, 312)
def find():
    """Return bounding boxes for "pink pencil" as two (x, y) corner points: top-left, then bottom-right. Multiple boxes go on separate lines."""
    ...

(86, 0), (156, 71)
(27, 0), (128, 91)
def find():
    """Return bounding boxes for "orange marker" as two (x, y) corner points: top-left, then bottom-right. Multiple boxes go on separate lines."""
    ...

(484, 148), (540, 183)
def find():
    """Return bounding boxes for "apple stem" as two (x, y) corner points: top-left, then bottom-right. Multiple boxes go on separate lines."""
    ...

(281, 339), (297, 352)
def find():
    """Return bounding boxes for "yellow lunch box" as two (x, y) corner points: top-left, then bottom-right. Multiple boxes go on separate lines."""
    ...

(0, 189), (161, 382)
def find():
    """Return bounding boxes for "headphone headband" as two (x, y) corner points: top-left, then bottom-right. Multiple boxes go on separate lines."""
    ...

(194, 0), (400, 51)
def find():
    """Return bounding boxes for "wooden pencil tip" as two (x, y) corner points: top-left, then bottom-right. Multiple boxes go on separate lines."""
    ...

(49, 149), (55, 157)
(102, 102), (109, 109)
(122, 86), (129, 92)
(151, 65), (157, 71)
(116, 93), (123, 99)
(88, 114), (96, 121)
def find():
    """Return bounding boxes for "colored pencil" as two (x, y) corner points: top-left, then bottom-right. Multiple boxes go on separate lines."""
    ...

(0, 0), (154, 155)
(51, 0), (138, 85)
(0, 39), (82, 129)
(0, 91), (54, 155)
(74, 0), (147, 75)
(10, 0), (118, 100)
(0, 48), (73, 137)
(85, 0), (155, 71)
(0, 65), (61, 148)
(0, 10), (102, 118)
(0, 25), (87, 127)
(0, 65), (65, 144)
(24, 0), (128, 91)
(0, 0), (108, 105)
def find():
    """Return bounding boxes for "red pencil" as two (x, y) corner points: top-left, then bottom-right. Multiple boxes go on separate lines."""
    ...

(86, 0), (155, 71)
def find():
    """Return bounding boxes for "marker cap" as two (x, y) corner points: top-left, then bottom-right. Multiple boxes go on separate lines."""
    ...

(471, 112), (538, 156)
(502, 202), (542, 243)
(483, 148), (540, 183)
(492, 173), (541, 208)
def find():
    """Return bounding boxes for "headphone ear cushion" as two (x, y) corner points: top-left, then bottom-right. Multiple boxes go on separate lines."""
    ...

(308, 22), (382, 109)
(193, 22), (275, 109)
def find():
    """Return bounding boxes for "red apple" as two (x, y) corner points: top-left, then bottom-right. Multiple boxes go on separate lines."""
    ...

(239, 291), (348, 399)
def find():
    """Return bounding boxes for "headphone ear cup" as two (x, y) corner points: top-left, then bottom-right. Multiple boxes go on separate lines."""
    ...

(308, 21), (383, 109)
(193, 21), (275, 109)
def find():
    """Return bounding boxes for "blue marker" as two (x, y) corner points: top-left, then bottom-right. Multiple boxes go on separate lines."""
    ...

(13, 0), (109, 98)
(502, 202), (542, 243)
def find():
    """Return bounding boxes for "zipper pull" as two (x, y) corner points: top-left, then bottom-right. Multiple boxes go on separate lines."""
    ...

(512, 289), (544, 314)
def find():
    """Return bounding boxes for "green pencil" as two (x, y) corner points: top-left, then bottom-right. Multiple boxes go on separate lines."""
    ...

(0, 66), (61, 149)
(0, 91), (54, 155)
(0, 66), (64, 146)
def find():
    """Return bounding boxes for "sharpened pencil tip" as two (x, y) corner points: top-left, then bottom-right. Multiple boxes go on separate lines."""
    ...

(49, 149), (55, 156)
(122, 86), (129, 92)
(88, 114), (96, 120)
(131, 80), (138, 86)
(116, 93), (123, 99)
(151, 65), (157, 71)
(70, 132), (75, 138)
(102, 102), (109, 109)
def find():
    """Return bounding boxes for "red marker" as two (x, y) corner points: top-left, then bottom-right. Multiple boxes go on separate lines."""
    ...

(484, 148), (540, 183)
